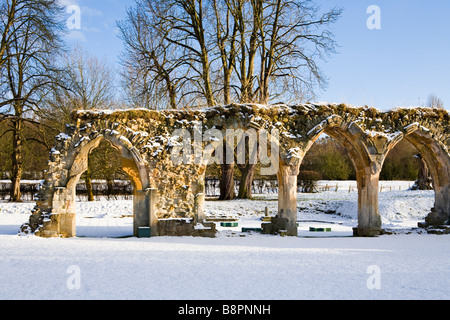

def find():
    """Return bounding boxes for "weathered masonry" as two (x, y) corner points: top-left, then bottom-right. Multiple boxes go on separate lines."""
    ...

(20, 103), (450, 238)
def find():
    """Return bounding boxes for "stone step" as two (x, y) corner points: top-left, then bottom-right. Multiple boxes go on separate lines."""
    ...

(220, 222), (239, 227)
(242, 227), (262, 233)
(309, 227), (332, 232)
(206, 216), (238, 222)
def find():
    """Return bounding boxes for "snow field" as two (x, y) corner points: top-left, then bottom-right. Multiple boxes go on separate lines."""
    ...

(0, 233), (448, 300)
(0, 181), (448, 300)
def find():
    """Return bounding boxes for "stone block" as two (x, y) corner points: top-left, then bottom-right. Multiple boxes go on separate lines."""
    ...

(157, 219), (194, 237)
(353, 227), (381, 237)
(193, 222), (216, 238)
(137, 227), (151, 238)
(425, 209), (448, 226)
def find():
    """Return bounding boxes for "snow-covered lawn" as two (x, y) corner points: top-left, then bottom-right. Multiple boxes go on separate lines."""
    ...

(0, 181), (448, 300)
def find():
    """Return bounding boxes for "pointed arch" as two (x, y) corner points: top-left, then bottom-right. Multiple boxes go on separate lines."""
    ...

(274, 115), (383, 236)
(403, 126), (450, 225)
(23, 123), (152, 238)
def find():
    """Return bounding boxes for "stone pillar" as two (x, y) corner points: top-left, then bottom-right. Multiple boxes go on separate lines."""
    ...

(46, 187), (77, 238)
(407, 131), (450, 227)
(276, 164), (299, 236)
(194, 193), (205, 223)
(442, 184), (450, 225)
(355, 165), (382, 237)
(425, 151), (450, 226)
(427, 184), (450, 226)
(134, 188), (158, 237)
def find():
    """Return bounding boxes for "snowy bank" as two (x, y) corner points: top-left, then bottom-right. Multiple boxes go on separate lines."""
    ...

(0, 181), (447, 300)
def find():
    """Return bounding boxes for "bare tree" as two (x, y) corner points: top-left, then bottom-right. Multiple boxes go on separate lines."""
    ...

(120, 0), (341, 106)
(65, 47), (116, 110)
(118, 0), (341, 199)
(426, 94), (444, 109)
(0, 0), (65, 202)
(38, 47), (117, 201)
(0, 0), (31, 75)
(118, 0), (217, 109)
(234, 0), (341, 198)
(40, 46), (116, 130)
(250, 0), (341, 104)
(232, 0), (263, 104)
(118, 5), (181, 109)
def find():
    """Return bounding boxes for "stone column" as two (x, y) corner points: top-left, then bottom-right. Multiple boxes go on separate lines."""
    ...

(194, 193), (205, 223)
(426, 182), (450, 226)
(425, 149), (450, 226)
(355, 164), (382, 237)
(54, 187), (76, 238)
(276, 164), (299, 236)
(134, 188), (158, 237)
(405, 130), (450, 226)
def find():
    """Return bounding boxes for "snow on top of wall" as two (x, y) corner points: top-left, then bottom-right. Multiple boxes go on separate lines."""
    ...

(56, 133), (71, 140)
(364, 130), (401, 141)
(74, 103), (447, 118)
(390, 105), (449, 115)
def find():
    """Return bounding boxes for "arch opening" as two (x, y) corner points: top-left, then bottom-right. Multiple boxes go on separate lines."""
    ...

(402, 130), (450, 226)
(191, 126), (281, 234)
(297, 133), (357, 236)
(274, 117), (382, 237)
(303, 124), (379, 236)
(59, 133), (150, 238)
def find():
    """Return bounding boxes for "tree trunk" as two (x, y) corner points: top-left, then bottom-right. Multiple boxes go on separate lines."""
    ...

(168, 82), (177, 109)
(106, 177), (114, 199)
(151, 51), (178, 109)
(223, 72), (231, 105)
(219, 163), (235, 200)
(237, 163), (256, 199)
(201, 59), (215, 107)
(414, 154), (433, 190)
(85, 167), (95, 201)
(10, 117), (23, 202)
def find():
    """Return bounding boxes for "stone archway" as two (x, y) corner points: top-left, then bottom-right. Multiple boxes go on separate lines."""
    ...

(20, 103), (449, 238)
(402, 126), (450, 225)
(21, 124), (153, 238)
(323, 123), (383, 237)
(62, 133), (151, 237)
(274, 115), (384, 237)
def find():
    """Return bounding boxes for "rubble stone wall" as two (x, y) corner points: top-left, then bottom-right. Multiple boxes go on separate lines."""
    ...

(20, 103), (450, 238)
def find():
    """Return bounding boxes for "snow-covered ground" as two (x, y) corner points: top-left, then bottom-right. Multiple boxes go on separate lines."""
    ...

(0, 181), (448, 300)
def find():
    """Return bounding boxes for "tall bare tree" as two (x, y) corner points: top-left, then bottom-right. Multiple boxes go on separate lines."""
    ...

(118, 0), (341, 199)
(118, 0), (217, 109)
(255, 0), (341, 104)
(118, 5), (181, 109)
(233, 0), (341, 198)
(0, 0), (65, 202)
(39, 47), (117, 201)
(40, 46), (116, 130)
(426, 94), (444, 109)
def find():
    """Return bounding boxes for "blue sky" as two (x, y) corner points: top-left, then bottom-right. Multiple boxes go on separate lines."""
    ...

(61, 0), (450, 111)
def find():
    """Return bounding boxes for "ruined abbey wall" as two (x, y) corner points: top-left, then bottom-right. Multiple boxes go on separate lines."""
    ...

(20, 103), (450, 238)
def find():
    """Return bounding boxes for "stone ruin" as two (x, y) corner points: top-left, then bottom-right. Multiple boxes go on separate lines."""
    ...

(19, 103), (450, 238)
